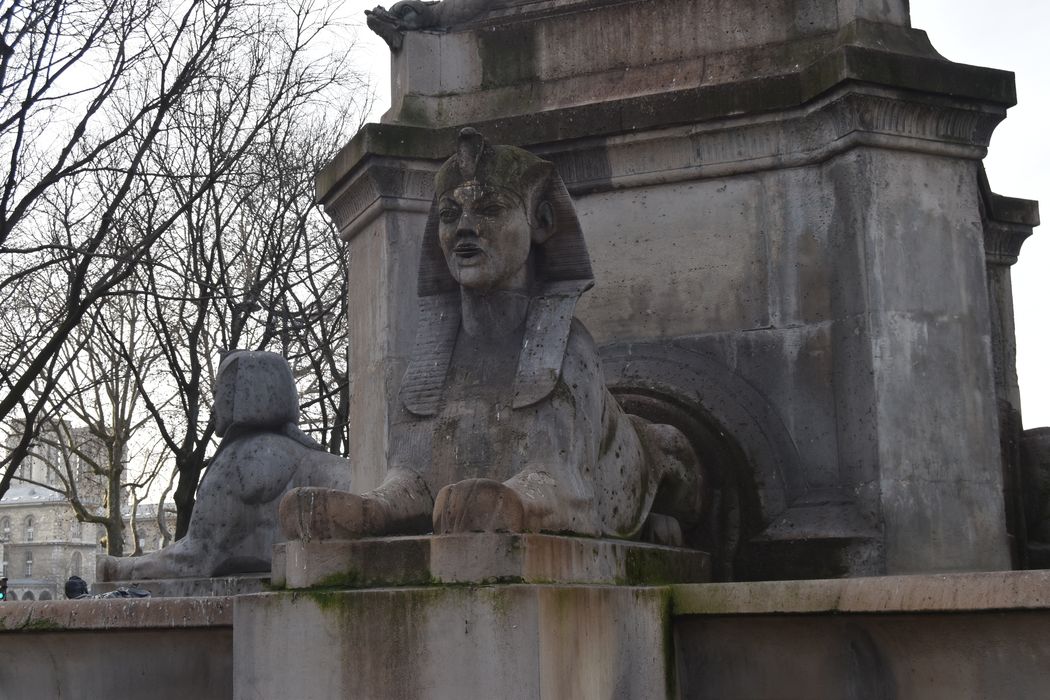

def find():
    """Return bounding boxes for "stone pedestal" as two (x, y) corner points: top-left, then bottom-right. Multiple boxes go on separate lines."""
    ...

(318, 0), (1036, 578)
(273, 533), (711, 588)
(235, 584), (672, 700)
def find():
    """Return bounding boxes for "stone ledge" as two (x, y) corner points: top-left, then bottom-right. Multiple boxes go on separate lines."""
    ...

(0, 596), (233, 631)
(94, 574), (270, 598)
(274, 533), (711, 589)
(671, 569), (1050, 616)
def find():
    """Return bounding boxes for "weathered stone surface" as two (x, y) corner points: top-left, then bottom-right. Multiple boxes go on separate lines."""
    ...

(677, 613), (1050, 699)
(671, 569), (1050, 615)
(674, 571), (1050, 699)
(0, 597), (233, 699)
(98, 351), (352, 580)
(235, 584), (672, 700)
(1022, 428), (1050, 553)
(274, 533), (711, 588)
(380, 0), (1003, 128)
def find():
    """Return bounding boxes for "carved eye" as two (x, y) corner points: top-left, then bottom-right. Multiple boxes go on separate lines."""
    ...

(439, 208), (459, 223)
(478, 203), (504, 217)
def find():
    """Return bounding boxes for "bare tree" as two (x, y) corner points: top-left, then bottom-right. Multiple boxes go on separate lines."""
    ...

(120, 99), (358, 537)
(12, 293), (165, 555)
(0, 0), (365, 511)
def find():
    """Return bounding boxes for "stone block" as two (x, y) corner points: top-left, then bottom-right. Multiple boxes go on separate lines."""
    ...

(0, 597), (233, 699)
(274, 533), (710, 589)
(672, 571), (1050, 699)
(234, 584), (672, 700)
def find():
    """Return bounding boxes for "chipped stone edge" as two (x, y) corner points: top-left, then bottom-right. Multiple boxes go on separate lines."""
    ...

(0, 596), (234, 632)
(671, 570), (1050, 616)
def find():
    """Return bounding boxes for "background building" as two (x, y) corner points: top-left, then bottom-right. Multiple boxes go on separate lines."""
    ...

(0, 485), (101, 601)
(1, 423), (171, 599)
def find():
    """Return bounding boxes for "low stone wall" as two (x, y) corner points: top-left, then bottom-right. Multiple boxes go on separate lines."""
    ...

(672, 571), (1050, 699)
(0, 597), (233, 700)
(3, 571), (1050, 698)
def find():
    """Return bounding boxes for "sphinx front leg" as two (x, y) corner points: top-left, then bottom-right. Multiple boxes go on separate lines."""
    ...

(279, 468), (433, 540)
(97, 537), (205, 581)
(433, 470), (597, 535)
(432, 479), (525, 533)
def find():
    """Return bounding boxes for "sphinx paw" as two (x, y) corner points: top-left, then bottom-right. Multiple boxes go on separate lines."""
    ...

(279, 487), (385, 540)
(641, 512), (684, 547)
(96, 554), (119, 582)
(433, 479), (526, 534)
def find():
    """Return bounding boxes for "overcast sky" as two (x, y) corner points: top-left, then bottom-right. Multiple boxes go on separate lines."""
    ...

(343, 0), (1048, 428)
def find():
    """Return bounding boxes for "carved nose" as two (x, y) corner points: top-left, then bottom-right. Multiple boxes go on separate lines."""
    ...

(456, 212), (478, 238)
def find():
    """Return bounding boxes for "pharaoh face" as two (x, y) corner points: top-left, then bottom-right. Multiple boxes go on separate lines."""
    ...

(437, 183), (533, 291)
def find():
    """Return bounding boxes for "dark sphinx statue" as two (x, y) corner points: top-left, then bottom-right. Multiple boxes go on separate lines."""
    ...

(98, 351), (352, 581)
(280, 128), (704, 546)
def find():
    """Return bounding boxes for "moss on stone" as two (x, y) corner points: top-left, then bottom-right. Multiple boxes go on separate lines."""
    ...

(21, 618), (63, 631)
(479, 26), (536, 90)
(657, 587), (677, 700)
(622, 547), (687, 585)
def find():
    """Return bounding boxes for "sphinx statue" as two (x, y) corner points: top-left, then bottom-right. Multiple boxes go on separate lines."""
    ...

(98, 351), (352, 581)
(280, 128), (704, 546)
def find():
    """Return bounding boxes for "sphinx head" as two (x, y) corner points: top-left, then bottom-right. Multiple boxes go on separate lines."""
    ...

(434, 129), (555, 292)
(402, 128), (595, 415)
(213, 351), (299, 437)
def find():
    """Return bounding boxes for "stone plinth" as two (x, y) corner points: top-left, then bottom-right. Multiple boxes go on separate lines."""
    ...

(93, 573), (269, 597)
(273, 533), (711, 588)
(0, 597), (233, 699)
(235, 584), (672, 700)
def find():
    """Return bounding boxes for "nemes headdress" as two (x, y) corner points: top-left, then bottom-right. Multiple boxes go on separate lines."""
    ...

(400, 128), (594, 416)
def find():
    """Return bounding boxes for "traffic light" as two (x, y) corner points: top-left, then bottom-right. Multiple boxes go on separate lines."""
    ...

(0, 577), (8, 601)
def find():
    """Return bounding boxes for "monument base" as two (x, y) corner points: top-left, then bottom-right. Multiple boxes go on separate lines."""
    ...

(235, 584), (673, 700)
(272, 533), (711, 588)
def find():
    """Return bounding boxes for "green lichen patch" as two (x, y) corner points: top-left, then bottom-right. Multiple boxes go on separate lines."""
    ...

(21, 617), (63, 631)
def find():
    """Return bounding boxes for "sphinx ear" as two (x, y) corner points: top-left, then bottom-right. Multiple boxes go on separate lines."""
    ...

(531, 200), (555, 245)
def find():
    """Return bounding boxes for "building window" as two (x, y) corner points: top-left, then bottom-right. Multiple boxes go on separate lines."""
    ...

(71, 518), (82, 540)
(70, 551), (82, 577)
(24, 515), (34, 542)
(1, 559), (7, 577)
(39, 591), (52, 600)
(24, 550), (33, 578)
(22, 590), (34, 601)
(0, 517), (9, 541)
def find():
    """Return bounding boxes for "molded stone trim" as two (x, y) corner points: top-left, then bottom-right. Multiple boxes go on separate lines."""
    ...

(322, 86), (1006, 235)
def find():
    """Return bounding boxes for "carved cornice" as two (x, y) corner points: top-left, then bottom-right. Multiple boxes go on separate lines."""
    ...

(541, 85), (1005, 194)
(979, 166), (1039, 266)
(983, 222), (1034, 267)
(319, 86), (1009, 237)
(322, 158), (438, 241)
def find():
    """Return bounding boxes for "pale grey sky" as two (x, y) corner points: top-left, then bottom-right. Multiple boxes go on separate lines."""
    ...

(344, 0), (1048, 428)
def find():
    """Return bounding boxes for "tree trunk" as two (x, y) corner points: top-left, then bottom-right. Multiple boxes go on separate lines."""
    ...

(173, 456), (204, 540)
